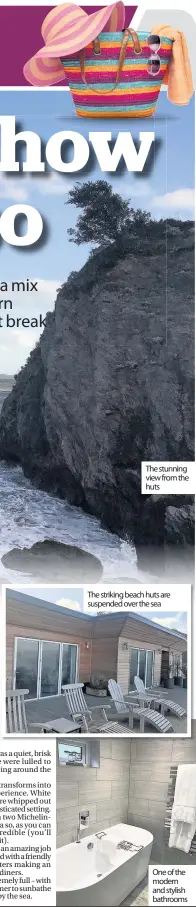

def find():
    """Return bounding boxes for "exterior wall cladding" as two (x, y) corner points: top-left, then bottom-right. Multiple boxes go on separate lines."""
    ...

(7, 591), (187, 694)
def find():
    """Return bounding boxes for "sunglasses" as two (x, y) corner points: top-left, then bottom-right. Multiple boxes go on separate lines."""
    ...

(146, 34), (161, 76)
(122, 31), (162, 73)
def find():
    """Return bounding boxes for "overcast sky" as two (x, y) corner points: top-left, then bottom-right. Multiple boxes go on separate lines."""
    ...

(13, 585), (187, 633)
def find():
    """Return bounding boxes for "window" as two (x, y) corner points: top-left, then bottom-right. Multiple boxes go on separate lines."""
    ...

(138, 649), (146, 684)
(61, 643), (77, 690)
(129, 648), (139, 687)
(146, 650), (153, 688)
(14, 637), (78, 699)
(15, 638), (39, 699)
(40, 642), (60, 697)
(58, 743), (84, 765)
(129, 647), (154, 688)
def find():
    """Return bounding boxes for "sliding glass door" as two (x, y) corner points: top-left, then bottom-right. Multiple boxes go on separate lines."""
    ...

(138, 649), (146, 684)
(129, 647), (154, 689)
(61, 644), (77, 690)
(146, 651), (153, 688)
(129, 648), (139, 687)
(15, 638), (39, 699)
(14, 637), (78, 699)
(40, 642), (60, 697)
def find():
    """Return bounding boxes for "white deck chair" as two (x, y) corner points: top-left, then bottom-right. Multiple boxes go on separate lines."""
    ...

(133, 676), (186, 719)
(62, 683), (135, 733)
(6, 689), (65, 734)
(108, 679), (173, 733)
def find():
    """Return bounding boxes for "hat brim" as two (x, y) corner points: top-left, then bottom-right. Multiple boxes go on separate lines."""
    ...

(24, 2), (125, 86)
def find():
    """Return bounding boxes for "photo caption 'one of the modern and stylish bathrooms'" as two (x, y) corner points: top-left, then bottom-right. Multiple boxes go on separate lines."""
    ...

(56, 729), (196, 907)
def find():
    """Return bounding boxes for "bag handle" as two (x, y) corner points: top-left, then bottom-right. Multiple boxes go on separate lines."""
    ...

(79, 28), (141, 95)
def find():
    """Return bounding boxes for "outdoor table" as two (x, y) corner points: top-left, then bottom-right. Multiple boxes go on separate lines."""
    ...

(42, 718), (81, 734)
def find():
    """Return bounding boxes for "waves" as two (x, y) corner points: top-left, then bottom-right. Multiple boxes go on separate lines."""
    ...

(0, 461), (137, 584)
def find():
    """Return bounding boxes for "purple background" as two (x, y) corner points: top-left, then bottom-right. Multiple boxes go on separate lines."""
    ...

(0, 5), (137, 86)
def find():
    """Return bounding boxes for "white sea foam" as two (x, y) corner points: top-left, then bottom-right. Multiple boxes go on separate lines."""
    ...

(0, 461), (137, 584)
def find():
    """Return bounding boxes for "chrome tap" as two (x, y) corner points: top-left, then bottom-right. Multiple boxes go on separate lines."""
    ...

(76, 810), (89, 843)
(76, 823), (81, 843)
(95, 831), (106, 839)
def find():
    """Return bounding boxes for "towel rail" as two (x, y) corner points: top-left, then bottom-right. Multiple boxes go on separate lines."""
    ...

(164, 765), (196, 855)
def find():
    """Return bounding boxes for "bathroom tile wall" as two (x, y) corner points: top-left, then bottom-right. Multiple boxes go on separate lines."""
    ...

(128, 720), (196, 864)
(56, 737), (131, 848)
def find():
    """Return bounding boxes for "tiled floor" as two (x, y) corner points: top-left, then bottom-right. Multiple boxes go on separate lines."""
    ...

(131, 885), (148, 906)
(23, 684), (187, 735)
(121, 878), (148, 906)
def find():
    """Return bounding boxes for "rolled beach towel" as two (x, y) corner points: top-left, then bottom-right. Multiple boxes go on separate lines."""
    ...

(152, 24), (193, 104)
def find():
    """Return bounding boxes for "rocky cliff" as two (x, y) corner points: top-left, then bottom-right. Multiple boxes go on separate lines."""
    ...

(0, 222), (194, 557)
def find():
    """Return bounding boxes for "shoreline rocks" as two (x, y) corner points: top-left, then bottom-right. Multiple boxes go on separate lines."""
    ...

(2, 540), (103, 582)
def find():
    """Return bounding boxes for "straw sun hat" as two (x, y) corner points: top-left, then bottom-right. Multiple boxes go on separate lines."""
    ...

(24, 1), (125, 85)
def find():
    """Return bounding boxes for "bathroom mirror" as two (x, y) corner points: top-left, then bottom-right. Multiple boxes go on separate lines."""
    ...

(58, 739), (100, 768)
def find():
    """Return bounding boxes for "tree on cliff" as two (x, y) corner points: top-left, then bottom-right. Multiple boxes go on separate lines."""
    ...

(66, 180), (151, 247)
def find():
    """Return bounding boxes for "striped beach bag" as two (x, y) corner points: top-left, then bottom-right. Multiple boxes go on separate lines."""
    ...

(60, 28), (173, 118)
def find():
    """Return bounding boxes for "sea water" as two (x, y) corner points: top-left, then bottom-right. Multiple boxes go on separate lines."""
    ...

(0, 460), (138, 585)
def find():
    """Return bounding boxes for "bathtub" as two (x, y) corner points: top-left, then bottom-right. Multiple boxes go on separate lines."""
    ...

(56, 822), (153, 907)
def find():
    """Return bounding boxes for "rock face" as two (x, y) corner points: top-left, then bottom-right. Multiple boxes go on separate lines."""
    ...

(165, 504), (195, 546)
(0, 223), (194, 551)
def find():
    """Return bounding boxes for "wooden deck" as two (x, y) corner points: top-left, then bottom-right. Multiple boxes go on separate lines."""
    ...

(22, 685), (188, 735)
